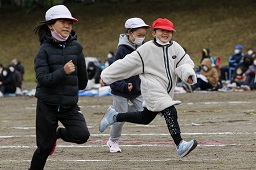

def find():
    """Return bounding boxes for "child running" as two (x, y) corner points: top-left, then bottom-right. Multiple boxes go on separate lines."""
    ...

(100, 18), (197, 157)
(29, 5), (90, 170)
(107, 17), (150, 153)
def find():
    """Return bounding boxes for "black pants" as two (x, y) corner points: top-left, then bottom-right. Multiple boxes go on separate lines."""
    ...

(116, 105), (182, 145)
(29, 100), (90, 170)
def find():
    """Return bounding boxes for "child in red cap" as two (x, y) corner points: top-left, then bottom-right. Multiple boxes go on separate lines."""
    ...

(100, 18), (198, 157)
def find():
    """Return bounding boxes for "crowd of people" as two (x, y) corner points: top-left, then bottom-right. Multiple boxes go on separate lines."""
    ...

(181, 44), (256, 92)
(0, 58), (24, 97)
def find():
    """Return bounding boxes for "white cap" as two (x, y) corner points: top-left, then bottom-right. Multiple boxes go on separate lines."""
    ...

(125, 17), (150, 29)
(45, 5), (78, 23)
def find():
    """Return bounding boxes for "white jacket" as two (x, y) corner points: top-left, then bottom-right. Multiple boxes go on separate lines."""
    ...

(101, 40), (196, 112)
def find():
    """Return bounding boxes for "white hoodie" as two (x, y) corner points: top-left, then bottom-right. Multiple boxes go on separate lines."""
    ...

(101, 40), (196, 112)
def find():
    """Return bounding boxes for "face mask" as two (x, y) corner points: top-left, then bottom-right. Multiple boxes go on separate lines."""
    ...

(51, 26), (69, 42)
(247, 50), (253, 56)
(155, 37), (170, 46)
(202, 65), (208, 72)
(254, 60), (256, 65)
(236, 69), (242, 75)
(132, 33), (145, 46)
(234, 49), (240, 54)
(107, 53), (112, 58)
(9, 66), (14, 72)
(2, 70), (7, 77)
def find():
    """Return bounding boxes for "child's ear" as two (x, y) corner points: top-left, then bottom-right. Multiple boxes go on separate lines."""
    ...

(48, 25), (53, 31)
(151, 30), (156, 37)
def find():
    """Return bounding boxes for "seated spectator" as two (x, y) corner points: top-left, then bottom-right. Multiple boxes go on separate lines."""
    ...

(192, 58), (219, 91)
(104, 51), (115, 68)
(87, 61), (102, 84)
(241, 54), (256, 91)
(10, 58), (25, 81)
(8, 65), (22, 94)
(220, 44), (244, 82)
(232, 54), (252, 87)
(0, 67), (16, 97)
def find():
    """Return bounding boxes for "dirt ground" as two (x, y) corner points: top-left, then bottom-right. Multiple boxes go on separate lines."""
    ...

(0, 84), (256, 170)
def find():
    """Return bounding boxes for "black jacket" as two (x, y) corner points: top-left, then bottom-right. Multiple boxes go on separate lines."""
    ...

(110, 34), (141, 99)
(34, 30), (88, 106)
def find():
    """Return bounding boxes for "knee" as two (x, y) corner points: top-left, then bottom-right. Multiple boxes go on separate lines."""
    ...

(75, 131), (90, 144)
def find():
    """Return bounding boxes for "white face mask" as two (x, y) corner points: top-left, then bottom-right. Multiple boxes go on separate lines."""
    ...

(254, 60), (256, 65)
(132, 33), (145, 46)
(2, 70), (7, 77)
(247, 50), (253, 56)
(202, 65), (208, 71)
(51, 26), (69, 42)
(155, 37), (170, 46)
(9, 66), (14, 72)
(236, 69), (242, 75)
(234, 49), (240, 54)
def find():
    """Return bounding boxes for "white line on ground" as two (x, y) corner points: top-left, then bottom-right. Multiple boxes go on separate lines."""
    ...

(0, 132), (255, 139)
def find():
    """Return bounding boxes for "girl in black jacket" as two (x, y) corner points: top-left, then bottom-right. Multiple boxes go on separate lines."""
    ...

(29, 5), (90, 170)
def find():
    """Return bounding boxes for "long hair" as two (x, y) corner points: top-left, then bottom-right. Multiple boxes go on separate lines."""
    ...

(34, 20), (56, 43)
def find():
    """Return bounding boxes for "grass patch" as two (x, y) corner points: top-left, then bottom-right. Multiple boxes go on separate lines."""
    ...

(1, 0), (256, 82)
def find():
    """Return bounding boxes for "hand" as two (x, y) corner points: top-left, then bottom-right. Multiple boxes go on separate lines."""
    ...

(100, 79), (106, 87)
(64, 60), (75, 75)
(186, 76), (193, 84)
(128, 83), (133, 92)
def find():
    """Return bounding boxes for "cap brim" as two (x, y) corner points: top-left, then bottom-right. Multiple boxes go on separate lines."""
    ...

(154, 26), (176, 32)
(51, 16), (78, 23)
(132, 24), (151, 29)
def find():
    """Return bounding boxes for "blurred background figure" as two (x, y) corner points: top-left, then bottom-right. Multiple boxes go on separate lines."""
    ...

(87, 61), (102, 84)
(104, 51), (115, 68)
(192, 58), (219, 91)
(0, 67), (16, 97)
(241, 53), (256, 91)
(10, 58), (25, 81)
(220, 44), (244, 83)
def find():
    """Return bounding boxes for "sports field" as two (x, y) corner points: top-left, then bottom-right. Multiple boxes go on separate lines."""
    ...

(0, 91), (255, 169)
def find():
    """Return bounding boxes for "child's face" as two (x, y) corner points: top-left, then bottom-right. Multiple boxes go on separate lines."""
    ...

(48, 19), (73, 38)
(152, 29), (173, 43)
(128, 27), (147, 42)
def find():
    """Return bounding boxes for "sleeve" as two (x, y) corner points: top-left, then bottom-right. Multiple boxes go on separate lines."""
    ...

(174, 43), (197, 84)
(34, 47), (68, 87)
(77, 51), (88, 90)
(101, 50), (143, 84)
(109, 46), (129, 92)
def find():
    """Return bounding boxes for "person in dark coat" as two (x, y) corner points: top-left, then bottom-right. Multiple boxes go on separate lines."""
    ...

(28, 5), (90, 170)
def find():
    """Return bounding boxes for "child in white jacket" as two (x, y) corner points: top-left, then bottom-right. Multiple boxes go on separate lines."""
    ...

(100, 18), (197, 158)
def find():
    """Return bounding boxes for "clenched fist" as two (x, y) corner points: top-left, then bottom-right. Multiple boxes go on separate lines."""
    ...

(64, 60), (75, 75)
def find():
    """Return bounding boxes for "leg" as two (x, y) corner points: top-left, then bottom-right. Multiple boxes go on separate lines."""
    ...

(29, 101), (58, 170)
(58, 105), (90, 144)
(160, 106), (182, 146)
(116, 107), (158, 124)
(161, 106), (197, 157)
(110, 95), (128, 141)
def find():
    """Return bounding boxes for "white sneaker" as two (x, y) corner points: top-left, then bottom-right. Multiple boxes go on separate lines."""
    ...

(107, 140), (121, 153)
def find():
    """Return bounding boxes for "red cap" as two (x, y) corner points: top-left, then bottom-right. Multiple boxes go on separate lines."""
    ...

(152, 18), (176, 32)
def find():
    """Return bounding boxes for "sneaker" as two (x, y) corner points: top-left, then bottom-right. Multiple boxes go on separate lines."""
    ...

(176, 139), (197, 158)
(49, 139), (57, 155)
(107, 140), (122, 153)
(182, 83), (193, 93)
(99, 107), (118, 133)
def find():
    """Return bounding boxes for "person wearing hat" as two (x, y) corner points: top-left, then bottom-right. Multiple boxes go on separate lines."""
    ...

(100, 18), (197, 157)
(220, 44), (245, 82)
(106, 17), (150, 153)
(29, 5), (90, 170)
